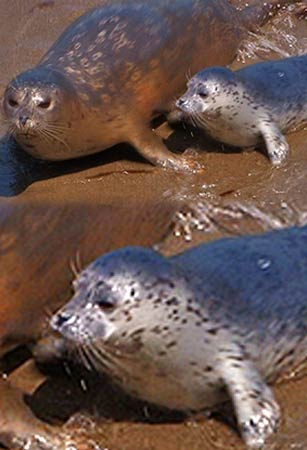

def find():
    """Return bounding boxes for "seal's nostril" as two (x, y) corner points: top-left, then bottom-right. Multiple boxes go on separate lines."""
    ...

(176, 98), (184, 106)
(53, 312), (69, 329)
(19, 115), (29, 126)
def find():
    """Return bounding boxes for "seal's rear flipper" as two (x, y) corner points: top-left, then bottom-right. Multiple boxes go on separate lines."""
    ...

(241, 0), (301, 30)
(218, 352), (280, 448)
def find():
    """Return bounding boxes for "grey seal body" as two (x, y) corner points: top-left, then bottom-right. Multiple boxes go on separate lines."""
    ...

(177, 55), (307, 164)
(2, 0), (302, 170)
(51, 226), (307, 448)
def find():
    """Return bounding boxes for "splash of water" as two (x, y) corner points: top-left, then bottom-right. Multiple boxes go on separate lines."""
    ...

(172, 200), (307, 242)
(237, 6), (307, 63)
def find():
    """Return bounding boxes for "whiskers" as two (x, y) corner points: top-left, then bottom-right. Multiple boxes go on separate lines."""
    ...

(75, 342), (119, 375)
(36, 122), (72, 152)
(43, 305), (54, 321)
(185, 68), (192, 83)
(76, 345), (95, 372)
(4, 121), (18, 138)
(3, 116), (73, 153)
(47, 121), (71, 134)
(69, 250), (83, 279)
(74, 339), (137, 380)
(191, 111), (210, 130)
(40, 304), (57, 334)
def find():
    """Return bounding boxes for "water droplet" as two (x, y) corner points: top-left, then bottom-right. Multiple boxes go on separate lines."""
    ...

(257, 258), (271, 270)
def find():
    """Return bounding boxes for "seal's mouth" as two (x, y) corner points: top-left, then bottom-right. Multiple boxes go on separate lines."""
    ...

(15, 122), (38, 135)
(176, 96), (191, 112)
(50, 304), (140, 376)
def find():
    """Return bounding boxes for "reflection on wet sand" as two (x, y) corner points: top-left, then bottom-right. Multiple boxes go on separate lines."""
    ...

(0, 1), (307, 450)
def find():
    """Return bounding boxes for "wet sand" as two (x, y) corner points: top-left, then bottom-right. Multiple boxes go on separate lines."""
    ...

(0, 1), (307, 449)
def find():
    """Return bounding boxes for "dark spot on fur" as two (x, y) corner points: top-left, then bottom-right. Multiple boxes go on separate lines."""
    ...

(166, 341), (177, 349)
(166, 297), (179, 306)
(207, 328), (218, 335)
(151, 325), (162, 334)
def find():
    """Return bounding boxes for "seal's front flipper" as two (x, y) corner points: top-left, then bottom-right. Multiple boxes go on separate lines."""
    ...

(130, 126), (203, 172)
(258, 121), (289, 165)
(218, 354), (280, 448)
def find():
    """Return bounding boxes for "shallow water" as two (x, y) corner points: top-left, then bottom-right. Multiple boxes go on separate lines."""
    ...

(0, 1), (307, 449)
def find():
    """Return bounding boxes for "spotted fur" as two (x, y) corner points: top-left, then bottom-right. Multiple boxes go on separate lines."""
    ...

(52, 225), (307, 448)
(177, 55), (307, 164)
(2, 0), (301, 170)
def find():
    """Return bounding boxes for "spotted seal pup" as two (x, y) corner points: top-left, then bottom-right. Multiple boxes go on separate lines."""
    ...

(2, 0), (301, 171)
(176, 54), (307, 164)
(51, 226), (307, 448)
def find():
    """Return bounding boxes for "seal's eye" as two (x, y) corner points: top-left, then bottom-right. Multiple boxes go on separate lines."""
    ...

(198, 91), (208, 99)
(38, 99), (51, 109)
(8, 98), (19, 108)
(96, 296), (115, 311)
(91, 282), (116, 310)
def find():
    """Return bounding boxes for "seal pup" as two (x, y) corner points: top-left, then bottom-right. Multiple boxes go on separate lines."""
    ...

(176, 54), (307, 164)
(51, 226), (307, 448)
(2, 0), (301, 171)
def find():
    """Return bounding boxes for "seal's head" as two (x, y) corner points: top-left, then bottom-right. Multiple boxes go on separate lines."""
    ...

(175, 66), (261, 148)
(176, 67), (240, 116)
(50, 247), (211, 409)
(3, 67), (82, 159)
(51, 247), (189, 372)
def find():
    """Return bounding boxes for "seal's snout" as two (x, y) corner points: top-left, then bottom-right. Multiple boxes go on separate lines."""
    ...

(176, 98), (187, 108)
(19, 115), (29, 127)
(176, 96), (192, 112)
(176, 92), (206, 114)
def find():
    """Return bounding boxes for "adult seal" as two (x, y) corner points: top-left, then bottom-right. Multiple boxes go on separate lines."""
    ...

(176, 54), (307, 164)
(2, 0), (301, 171)
(51, 226), (307, 449)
